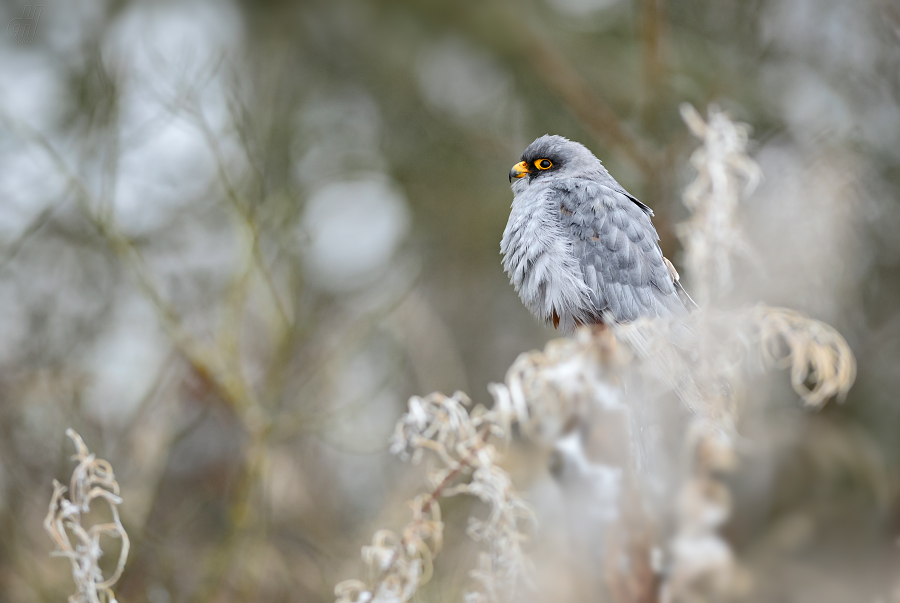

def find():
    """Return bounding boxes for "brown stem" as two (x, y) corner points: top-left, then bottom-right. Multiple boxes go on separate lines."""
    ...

(640, 0), (669, 134)
(525, 31), (659, 174)
(187, 425), (272, 603)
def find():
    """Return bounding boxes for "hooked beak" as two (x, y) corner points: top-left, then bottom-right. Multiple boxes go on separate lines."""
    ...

(508, 161), (529, 183)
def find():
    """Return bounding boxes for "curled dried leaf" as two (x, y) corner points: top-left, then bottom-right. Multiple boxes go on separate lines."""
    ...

(749, 306), (856, 406)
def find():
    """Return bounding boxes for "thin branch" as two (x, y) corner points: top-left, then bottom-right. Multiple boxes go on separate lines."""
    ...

(0, 109), (257, 413)
(639, 0), (669, 133)
(509, 13), (660, 173)
(183, 97), (293, 329)
(0, 203), (60, 273)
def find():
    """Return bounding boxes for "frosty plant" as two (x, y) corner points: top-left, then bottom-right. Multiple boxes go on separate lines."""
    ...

(677, 103), (762, 306)
(335, 391), (536, 603)
(44, 429), (130, 603)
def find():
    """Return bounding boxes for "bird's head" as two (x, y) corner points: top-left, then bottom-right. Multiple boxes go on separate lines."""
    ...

(508, 135), (604, 190)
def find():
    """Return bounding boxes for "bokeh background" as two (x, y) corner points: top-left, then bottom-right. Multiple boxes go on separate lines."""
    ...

(1, 0), (899, 601)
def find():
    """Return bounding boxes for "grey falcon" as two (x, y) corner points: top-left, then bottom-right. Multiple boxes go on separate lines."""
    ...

(501, 134), (696, 334)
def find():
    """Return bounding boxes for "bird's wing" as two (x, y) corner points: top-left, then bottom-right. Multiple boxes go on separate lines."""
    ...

(554, 180), (690, 323)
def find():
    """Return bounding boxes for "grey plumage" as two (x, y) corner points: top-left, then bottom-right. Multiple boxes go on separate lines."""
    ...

(502, 134), (696, 333)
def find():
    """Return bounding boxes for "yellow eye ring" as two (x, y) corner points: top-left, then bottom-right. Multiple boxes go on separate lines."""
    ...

(534, 159), (552, 170)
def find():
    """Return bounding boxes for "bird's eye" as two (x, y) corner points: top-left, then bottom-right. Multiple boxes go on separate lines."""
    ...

(535, 159), (553, 170)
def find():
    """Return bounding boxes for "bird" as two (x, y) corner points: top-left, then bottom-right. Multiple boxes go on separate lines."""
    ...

(501, 134), (696, 334)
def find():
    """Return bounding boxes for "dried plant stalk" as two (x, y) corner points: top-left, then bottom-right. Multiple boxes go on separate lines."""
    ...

(677, 103), (762, 305)
(335, 392), (535, 603)
(44, 429), (130, 603)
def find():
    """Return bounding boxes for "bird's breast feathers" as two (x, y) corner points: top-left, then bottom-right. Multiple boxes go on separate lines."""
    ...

(501, 185), (595, 332)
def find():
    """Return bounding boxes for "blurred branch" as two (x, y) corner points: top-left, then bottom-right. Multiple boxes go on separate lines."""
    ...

(187, 429), (271, 603)
(0, 203), (61, 273)
(513, 18), (660, 173)
(115, 399), (214, 598)
(272, 279), (418, 440)
(136, 50), (293, 336)
(0, 110), (258, 415)
(114, 351), (178, 454)
(182, 91), (293, 330)
(443, 0), (659, 171)
(639, 0), (669, 133)
(878, 0), (900, 41)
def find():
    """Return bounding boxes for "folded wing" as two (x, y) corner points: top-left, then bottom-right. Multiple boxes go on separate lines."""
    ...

(553, 180), (692, 323)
